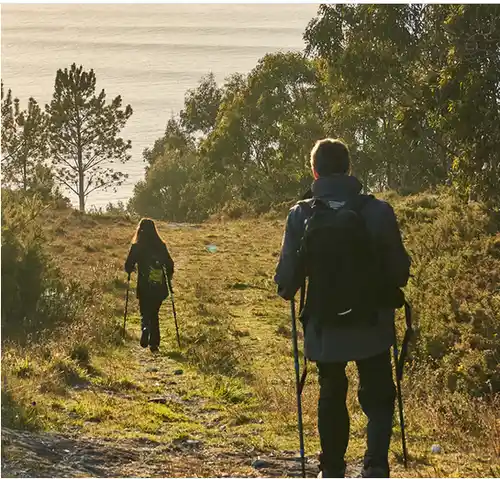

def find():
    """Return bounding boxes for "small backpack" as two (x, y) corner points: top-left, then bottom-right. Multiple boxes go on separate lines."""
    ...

(298, 194), (380, 325)
(147, 254), (166, 287)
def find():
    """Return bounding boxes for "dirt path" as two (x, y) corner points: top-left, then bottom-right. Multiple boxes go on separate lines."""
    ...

(1, 335), (317, 478)
(1, 333), (363, 478)
(2, 426), (366, 478)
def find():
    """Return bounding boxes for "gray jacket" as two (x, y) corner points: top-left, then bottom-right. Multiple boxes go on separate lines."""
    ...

(274, 175), (411, 363)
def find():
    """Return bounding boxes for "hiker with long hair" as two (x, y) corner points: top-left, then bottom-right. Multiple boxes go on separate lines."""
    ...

(125, 218), (174, 353)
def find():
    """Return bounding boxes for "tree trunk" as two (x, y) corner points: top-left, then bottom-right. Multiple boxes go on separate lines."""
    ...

(22, 159), (27, 192)
(77, 147), (85, 212)
(386, 161), (393, 191)
(78, 170), (85, 211)
(77, 110), (85, 212)
(22, 144), (28, 191)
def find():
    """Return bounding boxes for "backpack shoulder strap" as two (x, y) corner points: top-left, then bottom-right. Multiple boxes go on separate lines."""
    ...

(298, 197), (331, 214)
(343, 194), (375, 214)
(296, 198), (325, 222)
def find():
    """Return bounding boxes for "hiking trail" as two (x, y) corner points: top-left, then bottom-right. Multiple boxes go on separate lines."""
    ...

(2, 339), (342, 478)
(3, 214), (495, 478)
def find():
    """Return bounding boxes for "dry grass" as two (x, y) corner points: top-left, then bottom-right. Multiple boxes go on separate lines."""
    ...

(2, 197), (499, 477)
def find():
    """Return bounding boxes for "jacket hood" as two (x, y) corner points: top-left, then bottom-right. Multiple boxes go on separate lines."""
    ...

(311, 175), (363, 199)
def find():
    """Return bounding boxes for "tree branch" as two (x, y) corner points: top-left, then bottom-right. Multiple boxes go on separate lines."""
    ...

(1, 138), (26, 163)
(52, 152), (79, 172)
(54, 173), (79, 196)
(83, 151), (109, 172)
(84, 179), (119, 197)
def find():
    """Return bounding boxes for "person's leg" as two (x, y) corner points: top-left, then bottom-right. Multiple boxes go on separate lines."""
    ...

(317, 361), (349, 477)
(356, 349), (396, 478)
(139, 298), (150, 348)
(149, 300), (162, 351)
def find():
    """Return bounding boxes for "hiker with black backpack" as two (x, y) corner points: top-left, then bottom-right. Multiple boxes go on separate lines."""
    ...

(275, 139), (411, 478)
(125, 218), (174, 353)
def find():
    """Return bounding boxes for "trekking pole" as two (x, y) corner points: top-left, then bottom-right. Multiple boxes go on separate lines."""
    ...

(290, 298), (307, 478)
(298, 280), (308, 394)
(122, 272), (131, 339)
(166, 275), (181, 348)
(392, 319), (409, 468)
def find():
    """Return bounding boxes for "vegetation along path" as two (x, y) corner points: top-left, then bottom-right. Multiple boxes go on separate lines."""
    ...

(2, 194), (499, 477)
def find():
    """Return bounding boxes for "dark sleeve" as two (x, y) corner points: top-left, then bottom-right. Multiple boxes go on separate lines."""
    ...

(274, 205), (306, 301)
(162, 244), (174, 279)
(378, 202), (411, 287)
(124, 244), (137, 275)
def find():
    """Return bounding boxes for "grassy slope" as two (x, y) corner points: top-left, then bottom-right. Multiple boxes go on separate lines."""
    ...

(2, 198), (499, 478)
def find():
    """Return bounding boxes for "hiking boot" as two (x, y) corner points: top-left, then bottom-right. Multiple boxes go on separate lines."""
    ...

(140, 328), (149, 348)
(150, 345), (159, 353)
(318, 467), (346, 478)
(361, 466), (389, 478)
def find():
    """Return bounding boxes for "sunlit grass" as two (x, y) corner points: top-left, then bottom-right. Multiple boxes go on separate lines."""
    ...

(2, 193), (499, 477)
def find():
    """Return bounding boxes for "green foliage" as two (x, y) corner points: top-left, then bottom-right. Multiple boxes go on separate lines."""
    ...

(304, 5), (500, 202)
(203, 52), (323, 201)
(129, 149), (213, 222)
(435, 6), (500, 202)
(0, 192), (90, 343)
(180, 72), (223, 135)
(1, 82), (50, 192)
(130, 7), (499, 217)
(46, 63), (133, 212)
(1, 388), (41, 431)
(129, 53), (323, 219)
(394, 190), (500, 396)
(142, 117), (195, 167)
(104, 201), (127, 216)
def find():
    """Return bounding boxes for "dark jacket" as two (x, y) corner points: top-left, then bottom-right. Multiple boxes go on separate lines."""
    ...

(274, 175), (411, 362)
(125, 241), (174, 302)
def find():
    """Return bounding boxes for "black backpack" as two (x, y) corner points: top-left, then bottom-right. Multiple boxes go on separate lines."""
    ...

(298, 194), (380, 325)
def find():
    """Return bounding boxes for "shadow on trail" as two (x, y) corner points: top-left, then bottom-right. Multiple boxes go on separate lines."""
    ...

(2, 427), (356, 478)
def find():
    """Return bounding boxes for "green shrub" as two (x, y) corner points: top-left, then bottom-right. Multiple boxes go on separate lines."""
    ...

(395, 190), (500, 396)
(1, 193), (92, 343)
(1, 388), (41, 431)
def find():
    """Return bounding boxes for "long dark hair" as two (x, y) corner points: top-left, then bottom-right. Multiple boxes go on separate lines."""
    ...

(132, 218), (165, 247)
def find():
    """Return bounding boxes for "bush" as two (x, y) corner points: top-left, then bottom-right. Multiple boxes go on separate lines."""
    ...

(1, 388), (40, 431)
(1, 192), (122, 431)
(1, 193), (89, 343)
(127, 151), (215, 223)
(394, 190), (500, 396)
(218, 199), (256, 220)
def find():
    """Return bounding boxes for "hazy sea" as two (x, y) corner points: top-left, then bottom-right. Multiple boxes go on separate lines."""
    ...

(1, 4), (318, 208)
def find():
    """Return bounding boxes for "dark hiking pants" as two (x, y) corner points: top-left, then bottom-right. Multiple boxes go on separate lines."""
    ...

(317, 349), (396, 477)
(139, 298), (163, 348)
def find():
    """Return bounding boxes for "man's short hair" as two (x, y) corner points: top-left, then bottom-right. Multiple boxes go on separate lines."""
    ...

(310, 138), (351, 176)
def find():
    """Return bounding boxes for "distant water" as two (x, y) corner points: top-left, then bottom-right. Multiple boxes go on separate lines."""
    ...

(1, 4), (318, 208)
